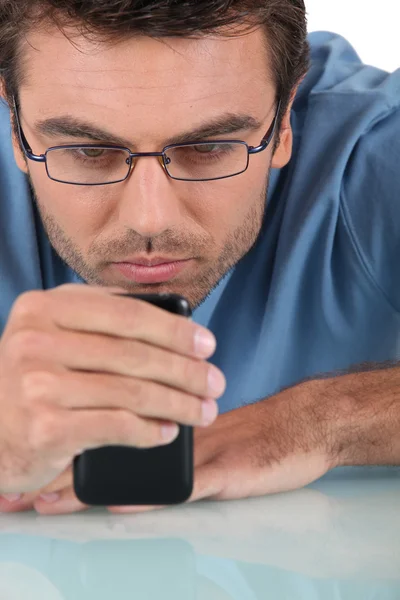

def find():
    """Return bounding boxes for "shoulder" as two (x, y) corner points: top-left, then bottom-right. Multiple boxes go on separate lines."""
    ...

(291, 33), (400, 174)
(291, 32), (400, 137)
(294, 32), (400, 312)
(302, 31), (400, 102)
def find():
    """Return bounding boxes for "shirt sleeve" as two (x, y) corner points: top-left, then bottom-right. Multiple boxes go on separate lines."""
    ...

(340, 81), (400, 314)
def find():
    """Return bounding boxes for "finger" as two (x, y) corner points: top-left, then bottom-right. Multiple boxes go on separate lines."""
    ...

(52, 371), (219, 427)
(33, 485), (89, 515)
(189, 462), (224, 502)
(61, 408), (181, 452)
(0, 492), (37, 513)
(107, 504), (164, 514)
(49, 285), (216, 359)
(38, 465), (73, 495)
(0, 465), (74, 513)
(23, 329), (225, 400)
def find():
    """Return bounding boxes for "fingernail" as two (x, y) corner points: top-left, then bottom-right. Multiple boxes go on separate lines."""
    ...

(2, 494), (22, 503)
(195, 330), (216, 357)
(161, 424), (179, 442)
(39, 493), (60, 503)
(208, 366), (226, 396)
(202, 398), (219, 426)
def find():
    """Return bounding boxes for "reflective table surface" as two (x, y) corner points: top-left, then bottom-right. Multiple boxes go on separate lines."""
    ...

(1, 467), (400, 599)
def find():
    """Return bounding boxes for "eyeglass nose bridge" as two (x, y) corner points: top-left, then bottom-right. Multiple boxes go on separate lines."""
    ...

(126, 150), (172, 174)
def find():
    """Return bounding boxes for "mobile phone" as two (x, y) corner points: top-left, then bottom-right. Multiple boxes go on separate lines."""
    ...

(73, 293), (193, 506)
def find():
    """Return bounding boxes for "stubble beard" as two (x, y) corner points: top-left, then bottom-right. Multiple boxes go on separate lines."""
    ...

(30, 174), (270, 310)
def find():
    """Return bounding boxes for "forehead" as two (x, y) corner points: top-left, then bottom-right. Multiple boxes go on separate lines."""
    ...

(18, 26), (274, 141)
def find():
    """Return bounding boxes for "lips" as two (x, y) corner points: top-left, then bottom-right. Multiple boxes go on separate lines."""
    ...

(113, 259), (192, 284)
(122, 257), (187, 267)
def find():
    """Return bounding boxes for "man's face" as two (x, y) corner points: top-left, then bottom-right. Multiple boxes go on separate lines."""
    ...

(12, 25), (293, 309)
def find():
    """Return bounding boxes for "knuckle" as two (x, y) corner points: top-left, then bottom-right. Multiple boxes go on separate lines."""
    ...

(53, 283), (79, 293)
(123, 298), (145, 329)
(124, 340), (149, 371)
(126, 378), (148, 412)
(192, 394), (204, 422)
(165, 388), (200, 423)
(179, 355), (194, 382)
(11, 291), (47, 326)
(28, 409), (62, 454)
(162, 386), (181, 415)
(174, 316), (195, 354)
(181, 356), (208, 393)
(117, 413), (147, 448)
(21, 370), (58, 406)
(7, 329), (50, 364)
(118, 414), (162, 449)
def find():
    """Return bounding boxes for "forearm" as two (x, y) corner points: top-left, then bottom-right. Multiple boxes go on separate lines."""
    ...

(303, 364), (400, 467)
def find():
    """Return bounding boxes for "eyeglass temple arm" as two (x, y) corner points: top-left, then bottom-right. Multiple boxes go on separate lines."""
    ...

(11, 95), (282, 161)
(248, 99), (282, 154)
(12, 96), (46, 163)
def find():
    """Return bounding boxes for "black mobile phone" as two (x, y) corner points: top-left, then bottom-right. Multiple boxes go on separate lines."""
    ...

(73, 293), (193, 506)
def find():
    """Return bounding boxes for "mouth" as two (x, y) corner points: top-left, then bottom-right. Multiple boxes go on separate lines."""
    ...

(112, 259), (193, 284)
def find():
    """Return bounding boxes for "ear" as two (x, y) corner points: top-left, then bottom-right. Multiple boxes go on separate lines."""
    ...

(0, 81), (29, 174)
(11, 127), (29, 175)
(271, 86), (298, 170)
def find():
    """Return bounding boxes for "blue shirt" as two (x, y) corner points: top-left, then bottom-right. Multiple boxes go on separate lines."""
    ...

(1, 32), (400, 414)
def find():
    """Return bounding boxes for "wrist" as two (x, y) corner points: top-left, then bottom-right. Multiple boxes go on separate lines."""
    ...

(299, 376), (364, 470)
(295, 379), (338, 470)
(304, 367), (400, 469)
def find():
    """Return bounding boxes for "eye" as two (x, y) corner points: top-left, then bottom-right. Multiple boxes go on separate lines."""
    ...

(194, 144), (220, 154)
(80, 148), (106, 158)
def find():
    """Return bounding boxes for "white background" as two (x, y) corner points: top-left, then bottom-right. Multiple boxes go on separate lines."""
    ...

(306, 0), (400, 72)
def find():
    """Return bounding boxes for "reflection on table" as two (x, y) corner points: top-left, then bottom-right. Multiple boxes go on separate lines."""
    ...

(0, 466), (400, 599)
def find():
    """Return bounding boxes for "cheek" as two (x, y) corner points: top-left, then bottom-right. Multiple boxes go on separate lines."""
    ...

(28, 165), (120, 239)
(190, 166), (267, 236)
(28, 155), (268, 252)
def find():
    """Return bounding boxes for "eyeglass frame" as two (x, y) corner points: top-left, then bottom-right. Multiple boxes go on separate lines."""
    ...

(12, 96), (281, 186)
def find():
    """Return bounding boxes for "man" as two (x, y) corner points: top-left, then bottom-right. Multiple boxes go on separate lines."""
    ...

(0, 0), (399, 516)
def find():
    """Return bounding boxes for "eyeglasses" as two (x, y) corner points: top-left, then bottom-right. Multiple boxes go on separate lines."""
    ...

(13, 97), (281, 186)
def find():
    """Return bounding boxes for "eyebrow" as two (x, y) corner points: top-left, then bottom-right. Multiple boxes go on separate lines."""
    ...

(33, 112), (264, 148)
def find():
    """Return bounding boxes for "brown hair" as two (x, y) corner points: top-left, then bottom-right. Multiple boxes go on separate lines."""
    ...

(0, 0), (309, 129)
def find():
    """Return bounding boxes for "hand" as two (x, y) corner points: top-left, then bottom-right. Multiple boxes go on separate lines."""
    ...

(0, 381), (334, 514)
(0, 284), (225, 497)
(111, 384), (335, 512)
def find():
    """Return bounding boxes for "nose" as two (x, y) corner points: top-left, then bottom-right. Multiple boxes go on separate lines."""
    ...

(117, 154), (182, 238)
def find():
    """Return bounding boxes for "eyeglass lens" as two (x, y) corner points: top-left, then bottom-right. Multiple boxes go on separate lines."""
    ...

(45, 142), (249, 184)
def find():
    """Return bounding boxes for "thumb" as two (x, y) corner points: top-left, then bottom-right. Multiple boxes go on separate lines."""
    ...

(38, 464), (73, 496)
(190, 462), (223, 503)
